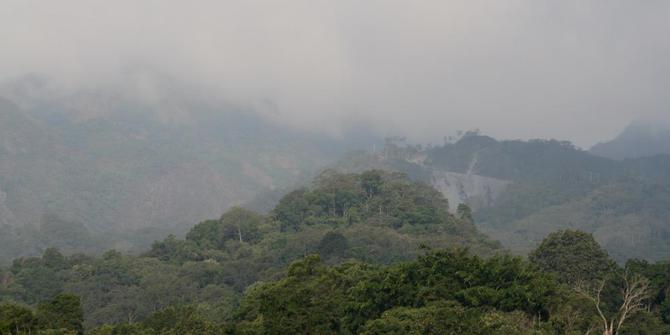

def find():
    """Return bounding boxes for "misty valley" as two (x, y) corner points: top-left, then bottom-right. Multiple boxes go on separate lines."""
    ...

(2, 88), (670, 334)
(3, 1), (670, 334)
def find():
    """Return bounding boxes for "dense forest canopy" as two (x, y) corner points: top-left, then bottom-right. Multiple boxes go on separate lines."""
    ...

(4, 231), (670, 334)
(1, 171), (497, 331)
(2, 171), (670, 334)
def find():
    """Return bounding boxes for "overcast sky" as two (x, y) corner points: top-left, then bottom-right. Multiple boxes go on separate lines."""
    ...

(1, 0), (669, 147)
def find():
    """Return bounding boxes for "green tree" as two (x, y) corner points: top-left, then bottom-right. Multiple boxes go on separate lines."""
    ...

(219, 207), (265, 244)
(36, 294), (84, 335)
(360, 170), (384, 198)
(0, 303), (36, 334)
(272, 189), (310, 231)
(42, 248), (69, 270)
(185, 220), (221, 249)
(317, 231), (349, 260)
(359, 302), (482, 335)
(529, 230), (615, 285)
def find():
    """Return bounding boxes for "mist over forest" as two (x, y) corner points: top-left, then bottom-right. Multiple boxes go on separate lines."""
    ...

(2, 1), (670, 334)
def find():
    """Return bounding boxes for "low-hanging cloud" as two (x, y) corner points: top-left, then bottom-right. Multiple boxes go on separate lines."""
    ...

(1, 0), (669, 147)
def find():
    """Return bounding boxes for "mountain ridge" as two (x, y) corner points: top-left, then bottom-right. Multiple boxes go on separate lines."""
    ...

(0, 81), (376, 262)
(334, 134), (670, 261)
(591, 118), (670, 160)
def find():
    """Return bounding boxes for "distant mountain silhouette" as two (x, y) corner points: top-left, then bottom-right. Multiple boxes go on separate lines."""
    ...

(591, 118), (670, 160)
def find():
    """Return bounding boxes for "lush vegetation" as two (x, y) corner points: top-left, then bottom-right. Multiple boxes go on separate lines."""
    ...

(435, 136), (670, 262)
(336, 134), (670, 261)
(4, 170), (670, 334)
(5, 229), (670, 334)
(1, 293), (84, 335)
(1, 170), (498, 331)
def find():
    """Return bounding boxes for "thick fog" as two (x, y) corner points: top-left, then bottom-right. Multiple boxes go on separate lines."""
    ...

(2, 0), (669, 147)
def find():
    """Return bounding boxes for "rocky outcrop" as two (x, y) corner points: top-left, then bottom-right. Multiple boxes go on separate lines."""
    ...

(430, 170), (511, 212)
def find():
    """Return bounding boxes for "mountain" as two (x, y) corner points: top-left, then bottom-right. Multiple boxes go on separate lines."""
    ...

(591, 118), (670, 159)
(0, 74), (376, 263)
(335, 133), (670, 261)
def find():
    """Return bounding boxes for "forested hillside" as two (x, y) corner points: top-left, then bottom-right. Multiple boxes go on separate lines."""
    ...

(0, 76), (374, 263)
(335, 134), (670, 261)
(0, 170), (498, 331)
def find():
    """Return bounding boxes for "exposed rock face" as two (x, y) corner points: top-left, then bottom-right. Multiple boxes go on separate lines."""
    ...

(430, 170), (511, 212)
(333, 150), (511, 213)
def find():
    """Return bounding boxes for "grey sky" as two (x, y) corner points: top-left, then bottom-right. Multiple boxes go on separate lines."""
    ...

(1, 0), (669, 147)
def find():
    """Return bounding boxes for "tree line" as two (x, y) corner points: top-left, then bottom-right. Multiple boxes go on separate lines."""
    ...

(2, 171), (670, 334)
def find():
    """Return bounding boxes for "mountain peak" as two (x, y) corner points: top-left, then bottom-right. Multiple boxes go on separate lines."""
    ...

(590, 117), (670, 160)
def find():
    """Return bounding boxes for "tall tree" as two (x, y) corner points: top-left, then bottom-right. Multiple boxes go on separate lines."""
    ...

(529, 230), (615, 285)
(575, 271), (651, 335)
(36, 293), (84, 335)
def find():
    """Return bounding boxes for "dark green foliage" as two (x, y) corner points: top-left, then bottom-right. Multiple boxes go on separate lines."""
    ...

(358, 302), (480, 335)
(41, 248), (69, 271)
(619, 310), (670, 335)
(232, 249), (556, 334)
(9, 249), (69, 304)
(88, 323), (150, 335)
(272, 189), (311, 231)
(11, 167), (670, 333)
(272, 169), (461, 231)
(529, 230), (616, 285)
(185, 220), (221, 249)
(36, 294), (84, 334)
(148, 170), (494, 270)
(625, 259), (670, 327)
(145, 235), (204, 263)
(317, 231), (350, 260)
(218, 208), (265, 245)
(0, 303), (37, 334)
(185, 208), (267, 250)
(235, 255), (360, 334)
(1, 171), (498, 330)
(5, 228), (670, 334)
(360, 170), (384, 198)
(344, 249), (556, 333)
(359, 303), (534, 335)
(142, 305), (223, 335)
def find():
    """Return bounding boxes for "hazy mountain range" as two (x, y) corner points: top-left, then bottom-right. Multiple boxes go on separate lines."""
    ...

(1, 74), (669, 263)
(590, 118), (670, 159)
(0, 75), (375, 262)
(335, 132), (670, 261)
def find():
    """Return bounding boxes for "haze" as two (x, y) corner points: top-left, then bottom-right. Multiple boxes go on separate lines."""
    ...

(2, 0), (669, 147)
